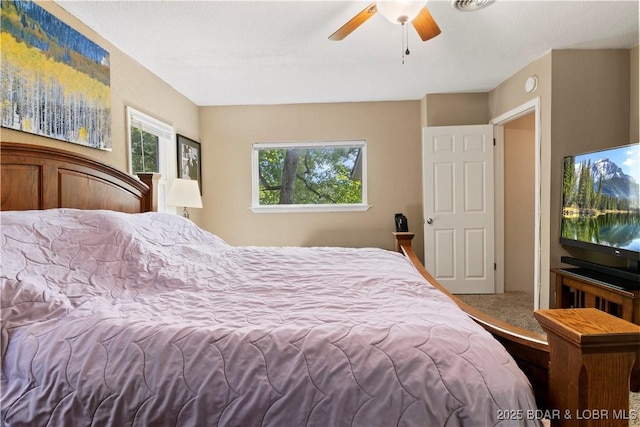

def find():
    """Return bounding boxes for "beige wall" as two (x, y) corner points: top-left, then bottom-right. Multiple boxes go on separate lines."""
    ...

(421, 93), (490, 127)
(199, 102), (424, 260)
(2, 1), (200, 220)
(631, 45), (639, 143)
(503, 113), (536, 294)
(550, 50), (631, 275)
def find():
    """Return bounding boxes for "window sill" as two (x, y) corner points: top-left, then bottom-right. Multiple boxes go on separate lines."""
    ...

(250, 204), (371, 214)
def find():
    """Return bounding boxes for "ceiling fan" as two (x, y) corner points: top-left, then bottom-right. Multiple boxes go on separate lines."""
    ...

(329, 1), (441, 42)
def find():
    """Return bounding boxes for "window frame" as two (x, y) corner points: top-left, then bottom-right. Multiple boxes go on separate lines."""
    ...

(251, 140), (370, 213)
(126, 106), (176, 213)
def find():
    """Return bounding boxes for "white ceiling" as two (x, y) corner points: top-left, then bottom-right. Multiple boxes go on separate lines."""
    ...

(54, 0), (639, 107)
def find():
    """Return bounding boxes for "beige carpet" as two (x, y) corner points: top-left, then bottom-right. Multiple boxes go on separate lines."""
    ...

(455, 291), (544, 335)
(455, 291), (639, 426)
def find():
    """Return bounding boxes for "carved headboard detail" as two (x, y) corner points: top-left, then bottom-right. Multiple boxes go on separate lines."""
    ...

(1, 142), (158, 213)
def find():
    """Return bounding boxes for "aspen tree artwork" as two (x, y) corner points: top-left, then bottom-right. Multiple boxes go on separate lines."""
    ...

(1, 0), (111, 150)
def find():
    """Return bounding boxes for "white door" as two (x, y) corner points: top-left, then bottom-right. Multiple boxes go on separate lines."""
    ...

(423, 125), (495, 294)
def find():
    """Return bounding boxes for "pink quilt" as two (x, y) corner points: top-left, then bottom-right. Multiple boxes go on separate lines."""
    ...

(1, 209), (540, 426)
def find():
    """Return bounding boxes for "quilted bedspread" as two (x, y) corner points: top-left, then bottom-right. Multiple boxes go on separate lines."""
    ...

(1, 209), (540, 427)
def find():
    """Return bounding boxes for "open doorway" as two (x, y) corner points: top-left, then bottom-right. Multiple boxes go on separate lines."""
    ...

(503, 114), (536, 294)
(492, 98), (541, 310)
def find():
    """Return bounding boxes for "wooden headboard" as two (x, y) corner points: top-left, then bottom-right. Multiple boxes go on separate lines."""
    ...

(1, 142), (159, 213)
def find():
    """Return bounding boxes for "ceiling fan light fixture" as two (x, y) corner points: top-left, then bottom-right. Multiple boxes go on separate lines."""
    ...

(376, 1), (427, 24)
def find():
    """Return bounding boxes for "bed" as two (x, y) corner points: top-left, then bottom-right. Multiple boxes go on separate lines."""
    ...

(1, 141), (637, 427)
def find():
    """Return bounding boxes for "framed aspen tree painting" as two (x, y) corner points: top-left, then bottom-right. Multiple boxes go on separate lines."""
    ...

(1, 0), (111, 150)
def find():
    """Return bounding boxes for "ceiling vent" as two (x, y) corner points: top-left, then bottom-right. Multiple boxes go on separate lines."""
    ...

(451, 0), (495, 11)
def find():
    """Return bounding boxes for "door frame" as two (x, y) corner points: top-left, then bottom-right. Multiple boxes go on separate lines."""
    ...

(490, 97), (541, 310)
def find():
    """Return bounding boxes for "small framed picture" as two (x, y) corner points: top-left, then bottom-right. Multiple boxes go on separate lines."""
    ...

(177, 134), (202, 194)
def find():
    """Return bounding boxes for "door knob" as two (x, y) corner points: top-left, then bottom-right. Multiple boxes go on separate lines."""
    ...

(426, 218), (433, 225)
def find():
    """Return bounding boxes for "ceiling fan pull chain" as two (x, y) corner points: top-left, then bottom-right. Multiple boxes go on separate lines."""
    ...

(401, 22), (410, 64)
(405, 23), (410, 56)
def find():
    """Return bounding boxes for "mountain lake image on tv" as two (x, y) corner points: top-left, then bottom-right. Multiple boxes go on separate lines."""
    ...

(561, 143), (640, 264)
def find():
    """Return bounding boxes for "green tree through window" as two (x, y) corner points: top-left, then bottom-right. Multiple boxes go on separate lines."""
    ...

(253, 141), (366, 209)
(130, 127), (159, 173)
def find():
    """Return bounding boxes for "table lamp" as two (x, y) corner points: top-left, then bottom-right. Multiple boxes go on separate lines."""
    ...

(166, 178), (202, 219)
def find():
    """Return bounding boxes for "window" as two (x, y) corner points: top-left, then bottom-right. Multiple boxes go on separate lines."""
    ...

(126, 106), (176, 213)
(251, 140), (369, 213)
(130, 125), (159, 174)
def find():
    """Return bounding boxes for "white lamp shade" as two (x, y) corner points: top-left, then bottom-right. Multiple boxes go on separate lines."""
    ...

(166, 178), (202, 208)
(376, 1), (426, 24)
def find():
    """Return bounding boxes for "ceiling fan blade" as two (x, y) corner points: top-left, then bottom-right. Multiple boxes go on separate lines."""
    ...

(412, 6), (441, 41)
(329, 2), (378, 41)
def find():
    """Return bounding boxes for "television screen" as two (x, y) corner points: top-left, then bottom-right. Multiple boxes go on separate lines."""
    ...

(561, 143), (640, 260)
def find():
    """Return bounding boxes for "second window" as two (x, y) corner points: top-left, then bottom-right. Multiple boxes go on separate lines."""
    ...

(252, 140), (368, 212)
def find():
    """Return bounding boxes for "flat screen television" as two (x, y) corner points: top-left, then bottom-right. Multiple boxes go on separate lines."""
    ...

(560, 143), (640, 279)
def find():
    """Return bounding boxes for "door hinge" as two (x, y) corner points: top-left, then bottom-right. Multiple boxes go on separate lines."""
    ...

(493, 138), (496, 146)
(494, 263), (497, 270)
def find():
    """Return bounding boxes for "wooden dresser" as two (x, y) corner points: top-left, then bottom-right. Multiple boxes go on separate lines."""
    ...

(552, 268), (640, 325)
(552, 267), (640, 393)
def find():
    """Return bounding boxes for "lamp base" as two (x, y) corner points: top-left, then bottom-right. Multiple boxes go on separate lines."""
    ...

(182, 207), (190, 219)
